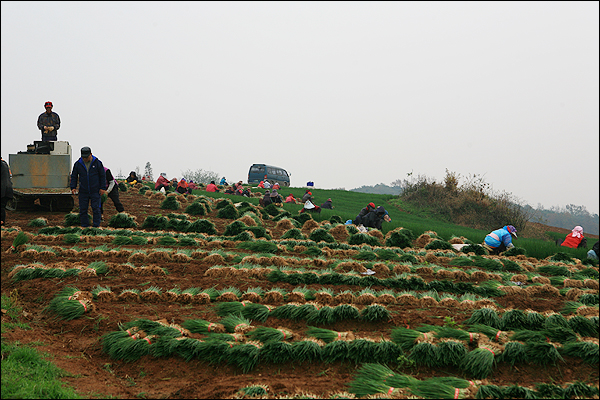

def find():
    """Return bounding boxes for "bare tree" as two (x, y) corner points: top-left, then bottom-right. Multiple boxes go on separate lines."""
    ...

(181, 168), (220, 185)
(144, 162), (154, 181)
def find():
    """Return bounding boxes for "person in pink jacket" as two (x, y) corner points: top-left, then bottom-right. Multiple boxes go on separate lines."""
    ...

(206, 181), (219, 192)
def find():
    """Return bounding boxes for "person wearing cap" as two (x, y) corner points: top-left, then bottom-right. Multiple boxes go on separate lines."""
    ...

(285, 193), (296, 203)
(261, 189), (272, 207)
(353, 202), (376, 225)
(301, 189), (313, 203)
(37, 101), (61, 141)
(362, 206), (391, 230)
(559, 226), (588, 249)
(483, 225), (518, 255)
(155, 173), (171, 192)
(70, 147), (106, 227)
(321, 198), (334, 210)
(220, 177), (227, 186)
(270, 189), (282, 205)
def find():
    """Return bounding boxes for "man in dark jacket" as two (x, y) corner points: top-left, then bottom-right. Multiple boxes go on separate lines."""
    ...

(37, 101), (61, 141)
(353, 202), (376, 225)
(321, 198), (334, 209)
(362, 206), (391, 230)
(70, 146), (106, 227)
(1, 157), (14, 225)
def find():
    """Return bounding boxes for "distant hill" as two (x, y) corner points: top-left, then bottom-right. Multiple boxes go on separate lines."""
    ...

(350, 183), (403, 195)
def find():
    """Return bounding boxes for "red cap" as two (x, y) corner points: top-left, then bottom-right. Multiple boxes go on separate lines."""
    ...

(369, 202), (375, 208)
(44, 101), (53, 108)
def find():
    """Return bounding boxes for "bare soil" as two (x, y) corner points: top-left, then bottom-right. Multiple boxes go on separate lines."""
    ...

(1, 189), (598, 399)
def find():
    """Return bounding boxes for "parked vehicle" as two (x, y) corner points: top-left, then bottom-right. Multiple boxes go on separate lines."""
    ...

(247, 164), (290, 187)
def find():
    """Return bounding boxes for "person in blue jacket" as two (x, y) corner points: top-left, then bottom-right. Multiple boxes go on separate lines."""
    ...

(70, 146), (106, 227)
(484, 225), (517, 254)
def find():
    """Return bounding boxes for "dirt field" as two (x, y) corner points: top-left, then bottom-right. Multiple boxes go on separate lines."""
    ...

(1, 188), (598, 399)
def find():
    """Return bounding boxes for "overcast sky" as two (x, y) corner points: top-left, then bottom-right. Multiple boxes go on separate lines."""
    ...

(2, 1), (598, 215)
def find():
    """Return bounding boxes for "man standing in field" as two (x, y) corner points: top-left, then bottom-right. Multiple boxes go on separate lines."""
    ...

(70, 146), (106, 227)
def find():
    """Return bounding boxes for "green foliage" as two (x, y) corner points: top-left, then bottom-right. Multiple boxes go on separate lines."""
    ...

(187, 219), (217, 235)
(160, 196), (181, 210)
(1, 340), (81, 399)
(64, 212), (89, 227)
(217, 204), (239, 219)
(215, 199), (233, 209)
(281, 228), (305, 240)
(348, 233), (380, 246)
(108, 213), (138, 229)
(302, 246), (322, 256)
(118, 181), (127, 192)
(63, 233), (81, 244)
(236, 240), (279, 253)
(309, 228), (336, 243)
(425, 239), (453, 251)
(223, 221), (247, 236)
(503, 246), (527, 256)
(185, 202), (206, 216)
(27, 218), (48, 227)
(385, 229), (413, 248)
(292, 213), (312, 224)
(461, 244), (488, 255)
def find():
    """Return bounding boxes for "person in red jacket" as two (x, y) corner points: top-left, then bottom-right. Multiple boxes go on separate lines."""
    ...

(155, 173), (170, 191)
(206, 181), (219, 192)
(560, 226), (587, 249)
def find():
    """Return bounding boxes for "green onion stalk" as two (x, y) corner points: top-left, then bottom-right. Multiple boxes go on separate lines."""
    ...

(562, 340), (598, 365)
(226, 341), (261, 373)
(321, 340), (350, 363)
(292, 338), (324, 363)
(306, 327), (355, 343)
(391, 327), (435, 352)
(258, 340), (294, 364)
(181, 319), (226, 334)
(460, 342), (504, 379)
(524, 341), (564, 365)
(247, 326), (294, 343)
(8, 231), (29, 253)
(220, 314), (254, 334)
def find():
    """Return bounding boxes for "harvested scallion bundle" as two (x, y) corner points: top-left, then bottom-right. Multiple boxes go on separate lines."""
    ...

(465, 307), (501, 329)
(306, 327), (355, 343)
(321, 340), (350, 363)
(561, 341), (599, 364)
(220, 314), (254, 334)
(525, 341), (564, 365)
(460, 343), (502, 379)
(500, 341), (528, 365)
(8, 231), (29, 252)
(292, 338), (323, 362)
(259, 340), (293, 364)
(182, 319), (226, 334)
(226, 341), (261, 373)
(247, 326), (294, 342)
(437, 339), (469, 367)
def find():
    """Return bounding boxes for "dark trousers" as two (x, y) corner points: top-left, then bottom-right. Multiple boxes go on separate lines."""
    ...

(79, 192), (101, 227)
(1, 197), (8, 225)
(101, 189), (124, 214)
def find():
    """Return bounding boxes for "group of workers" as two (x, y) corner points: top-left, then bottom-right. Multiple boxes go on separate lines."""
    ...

(3, 101), (599, 262)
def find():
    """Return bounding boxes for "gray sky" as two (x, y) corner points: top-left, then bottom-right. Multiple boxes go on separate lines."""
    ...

(2, 1), (599, 215)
